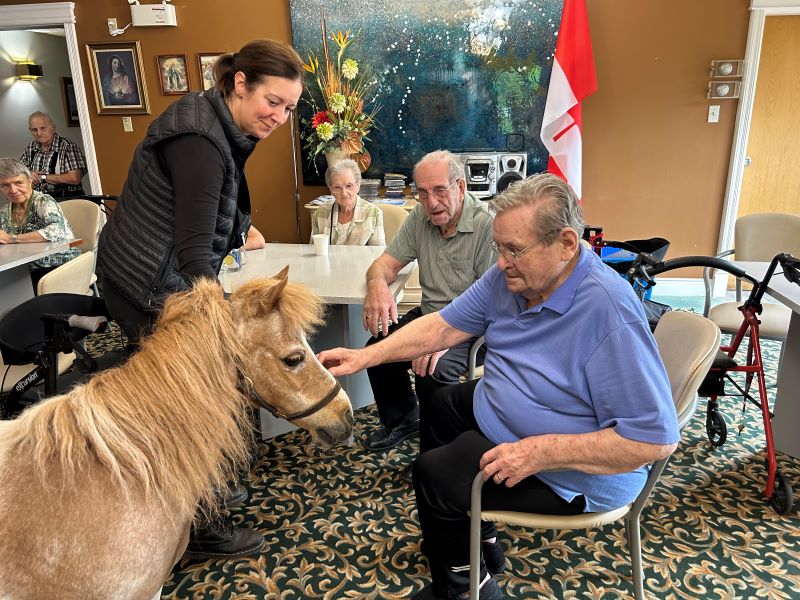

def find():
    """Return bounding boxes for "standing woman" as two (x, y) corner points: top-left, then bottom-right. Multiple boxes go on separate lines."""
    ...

(311, 158), (385, 246)
(0, 158), (80, 292)
(96, 40), (304, 560)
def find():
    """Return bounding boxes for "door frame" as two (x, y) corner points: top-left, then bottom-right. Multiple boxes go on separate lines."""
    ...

(716, 0), (800, 295)
(0, 2), (101, 194)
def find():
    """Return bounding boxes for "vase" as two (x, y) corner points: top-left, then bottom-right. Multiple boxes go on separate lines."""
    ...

(324, 148), (350, 167)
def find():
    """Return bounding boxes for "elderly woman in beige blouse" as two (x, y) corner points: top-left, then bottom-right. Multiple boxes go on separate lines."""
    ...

(311, 158), (385, 246)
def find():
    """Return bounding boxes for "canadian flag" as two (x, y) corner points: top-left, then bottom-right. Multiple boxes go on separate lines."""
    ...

(540, 0), (597, 201)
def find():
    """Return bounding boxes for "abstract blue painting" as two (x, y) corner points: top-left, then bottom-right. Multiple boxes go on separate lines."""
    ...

(290, 0), (562, 184)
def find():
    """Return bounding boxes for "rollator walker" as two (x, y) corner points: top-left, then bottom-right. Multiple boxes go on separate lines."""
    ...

(626, 252), (800, 515)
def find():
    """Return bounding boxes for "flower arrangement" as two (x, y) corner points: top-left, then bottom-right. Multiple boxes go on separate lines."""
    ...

(301, 20), (379, 168)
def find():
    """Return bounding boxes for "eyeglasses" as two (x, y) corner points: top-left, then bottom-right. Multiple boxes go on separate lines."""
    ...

(330, 182), (358, 194)
(490, 240), (537, 263)
(417, 179), (458, 202)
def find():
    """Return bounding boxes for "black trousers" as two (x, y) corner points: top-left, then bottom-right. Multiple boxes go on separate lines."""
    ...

(412, 379), (586, 597)
(100, 277), (155, 349)
(365, 306), (481, 446)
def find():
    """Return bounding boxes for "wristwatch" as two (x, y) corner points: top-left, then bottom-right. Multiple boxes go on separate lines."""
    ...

(11, 234), (18, 243)
(41, 173), (47, 183)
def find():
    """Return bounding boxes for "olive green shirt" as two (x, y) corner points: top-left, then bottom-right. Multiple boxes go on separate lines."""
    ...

(386, 191), (496, 314)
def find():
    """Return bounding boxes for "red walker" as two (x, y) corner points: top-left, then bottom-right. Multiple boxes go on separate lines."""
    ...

(627, 252), (799, 515)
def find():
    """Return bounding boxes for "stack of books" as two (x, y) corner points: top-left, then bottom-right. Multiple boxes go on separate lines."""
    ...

(384, 173), (406, 199)
(360, 179), (381, 199)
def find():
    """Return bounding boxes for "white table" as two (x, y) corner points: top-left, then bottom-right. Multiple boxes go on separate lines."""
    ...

(0, 241), (70, 317)
(226, 243), (413, 438)
(737, 261), (800, 459)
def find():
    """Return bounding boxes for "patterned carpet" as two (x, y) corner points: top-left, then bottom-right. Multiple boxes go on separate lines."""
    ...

(40, 313), (800, 599)
(154, 336), (799, 600)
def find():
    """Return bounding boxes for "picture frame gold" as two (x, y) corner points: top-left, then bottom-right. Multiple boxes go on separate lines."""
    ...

(157, 54), (190, 95)
(197, 52), (223, 91)
(85, 41), (150, 115)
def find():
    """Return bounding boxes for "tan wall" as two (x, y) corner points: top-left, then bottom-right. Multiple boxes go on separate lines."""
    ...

(1, 0), (751, 252)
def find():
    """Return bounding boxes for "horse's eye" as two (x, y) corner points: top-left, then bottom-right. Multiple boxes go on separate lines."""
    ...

(282, 352), (305, 368)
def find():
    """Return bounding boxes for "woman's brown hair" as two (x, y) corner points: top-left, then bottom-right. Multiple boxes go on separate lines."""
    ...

(214, 39), (304, 96)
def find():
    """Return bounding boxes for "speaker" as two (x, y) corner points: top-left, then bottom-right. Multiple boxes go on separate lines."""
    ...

(496, 154), (527, 193)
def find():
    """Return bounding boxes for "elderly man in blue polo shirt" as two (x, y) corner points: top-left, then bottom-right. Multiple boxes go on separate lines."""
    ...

(319, 173), (678, 600)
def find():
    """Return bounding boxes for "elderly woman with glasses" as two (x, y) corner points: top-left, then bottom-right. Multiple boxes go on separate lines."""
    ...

(311, 158), (385, 246)
(0, 158), (80, 293)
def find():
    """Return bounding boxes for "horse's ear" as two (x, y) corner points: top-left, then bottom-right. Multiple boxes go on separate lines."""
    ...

(230, 271), (290, 318)
(259, 271), (289, 311)
(273, 265), (290, 281)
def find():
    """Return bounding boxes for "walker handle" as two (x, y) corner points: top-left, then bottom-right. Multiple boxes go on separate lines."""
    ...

(67, 315), (108, 333)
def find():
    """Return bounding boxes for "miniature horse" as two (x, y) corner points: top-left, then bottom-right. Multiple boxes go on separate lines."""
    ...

(0, 269), (353, 599)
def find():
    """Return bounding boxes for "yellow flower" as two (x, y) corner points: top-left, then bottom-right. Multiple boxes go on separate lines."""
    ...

(342, 58), (359, 80)
(330, 93), (346, 114)
(331, 29), (353, 52)
(303, 54), (319, 75)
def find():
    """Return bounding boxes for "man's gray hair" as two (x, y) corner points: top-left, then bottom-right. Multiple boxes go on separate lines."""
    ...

(413, 150), (465, 183)
(325, 158), (362, 188)
(490, 173), (585, 244)
(28, 111), (54, 126)
(0, 158), (32, 181)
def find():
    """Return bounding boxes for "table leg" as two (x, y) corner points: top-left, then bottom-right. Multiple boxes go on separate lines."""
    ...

(258, 303), (373, 440)
(0, 267), (35, 318)
(772, 311), (800, 459)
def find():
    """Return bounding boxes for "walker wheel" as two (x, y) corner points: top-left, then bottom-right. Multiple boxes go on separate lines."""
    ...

(767, 465), (794, 516)
(706, 409), (727, 447)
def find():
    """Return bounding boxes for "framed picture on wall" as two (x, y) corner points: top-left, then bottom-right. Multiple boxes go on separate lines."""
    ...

(197, 53), (223, 91)
(156, 54), (190, 95)
(85, 41), (150, 115)
(60, 76), (79, 127)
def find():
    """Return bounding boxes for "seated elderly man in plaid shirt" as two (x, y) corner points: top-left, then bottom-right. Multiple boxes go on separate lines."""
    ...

(20, 111), (87, 199)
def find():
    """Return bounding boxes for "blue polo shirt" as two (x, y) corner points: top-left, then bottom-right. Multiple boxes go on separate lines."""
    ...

(440, 247), (678, 512)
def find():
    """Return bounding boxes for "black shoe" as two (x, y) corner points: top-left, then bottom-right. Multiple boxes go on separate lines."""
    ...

(183, 516), (265, 560)
(364, 419), (419, 451)
(482, 539), (506, 575)
(412, 578), (506, 600)
(412, 584), (445, 600)
(217, 483), (248, 509)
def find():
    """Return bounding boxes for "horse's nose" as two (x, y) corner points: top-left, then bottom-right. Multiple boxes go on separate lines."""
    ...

(316, 411), (354, 446)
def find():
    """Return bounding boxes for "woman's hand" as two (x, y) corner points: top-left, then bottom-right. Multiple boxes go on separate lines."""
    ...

(0, 231), (15, 244)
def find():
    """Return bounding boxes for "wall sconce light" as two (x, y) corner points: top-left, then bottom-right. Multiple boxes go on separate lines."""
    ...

(709, 59), (743, 79)
(707, 80), (741, 100)
(16, 61), (44, 81)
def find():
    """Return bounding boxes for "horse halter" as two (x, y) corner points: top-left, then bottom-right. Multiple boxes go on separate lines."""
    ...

(235, 362), (342, 422)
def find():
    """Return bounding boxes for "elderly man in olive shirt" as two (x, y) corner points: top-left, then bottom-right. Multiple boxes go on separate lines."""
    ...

(361, 150), (496, 452)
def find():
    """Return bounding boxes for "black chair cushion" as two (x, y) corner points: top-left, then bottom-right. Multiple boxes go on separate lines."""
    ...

(0, 294), (109, 365)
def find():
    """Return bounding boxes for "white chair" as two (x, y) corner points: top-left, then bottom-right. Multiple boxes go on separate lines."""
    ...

(377, 204), (422, 315)
(378, 203), (408, 244)
(468, 311), (721, 600)
(37, 251), (96, 296)
(58, 198), (102, 294)
(703, 213), (800, 344)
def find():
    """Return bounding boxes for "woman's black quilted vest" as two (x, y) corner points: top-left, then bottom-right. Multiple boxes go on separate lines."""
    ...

(97, 89), (254, 311)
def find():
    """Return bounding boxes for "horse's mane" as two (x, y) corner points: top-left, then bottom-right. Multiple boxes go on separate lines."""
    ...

(5, 275), (321, 521)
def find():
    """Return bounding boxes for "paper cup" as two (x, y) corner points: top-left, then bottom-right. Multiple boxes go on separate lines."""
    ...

(312, 233), (329, 256)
